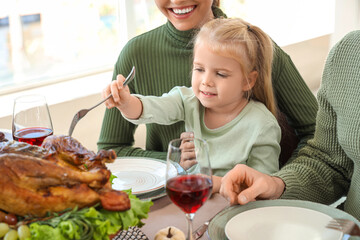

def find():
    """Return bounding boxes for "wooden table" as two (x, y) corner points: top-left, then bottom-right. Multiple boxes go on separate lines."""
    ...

(141, 193), (229, 239)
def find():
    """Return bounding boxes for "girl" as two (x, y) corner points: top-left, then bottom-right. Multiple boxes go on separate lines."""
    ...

(104, 18), (280, 193)
(98, 1), (317, 167)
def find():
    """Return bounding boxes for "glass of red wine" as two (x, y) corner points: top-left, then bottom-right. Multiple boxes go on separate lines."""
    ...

(12, 94), (54, 146)
(166, 137), (213, 240)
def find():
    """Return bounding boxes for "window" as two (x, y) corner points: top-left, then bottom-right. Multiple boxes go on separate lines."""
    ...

(0, 0), (336, 95)
(0, 0), (164, 94)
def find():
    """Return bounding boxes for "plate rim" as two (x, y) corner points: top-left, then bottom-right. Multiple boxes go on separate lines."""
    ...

(107, 157), (167, 195)
(0, 129), (13, 141)
(224, 205), (342, 240)
(207, 199), (360, 240)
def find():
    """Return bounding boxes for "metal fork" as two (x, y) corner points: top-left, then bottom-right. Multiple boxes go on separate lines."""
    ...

(193, 205), (230, 239)
(68, 66), (135, 136)
(326, 218), (360, 239)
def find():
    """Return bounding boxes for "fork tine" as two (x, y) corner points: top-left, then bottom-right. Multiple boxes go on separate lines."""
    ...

(326, 218), (360, 237)
(326, 222), (342, 230)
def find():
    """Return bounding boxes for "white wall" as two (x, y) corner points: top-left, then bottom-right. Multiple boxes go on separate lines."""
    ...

(332, 0), (360, 47)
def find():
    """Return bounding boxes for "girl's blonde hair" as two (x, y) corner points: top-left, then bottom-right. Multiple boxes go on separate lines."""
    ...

(193, 18), (277, 117)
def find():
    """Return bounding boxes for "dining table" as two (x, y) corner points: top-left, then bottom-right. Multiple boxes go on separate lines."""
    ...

(141, 193), (229, 239)
(138, 194), (360, 240)
(2, 129), (359, 240)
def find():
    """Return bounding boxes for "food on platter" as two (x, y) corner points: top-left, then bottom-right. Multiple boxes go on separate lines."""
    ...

(0, 135), (153, 240)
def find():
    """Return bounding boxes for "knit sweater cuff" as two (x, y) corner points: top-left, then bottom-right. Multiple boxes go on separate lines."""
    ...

(272, 170), (303, 199)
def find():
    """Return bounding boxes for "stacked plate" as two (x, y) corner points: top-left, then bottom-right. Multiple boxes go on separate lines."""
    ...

(106, 157), (171, 200)
(0, 129), (12, 141)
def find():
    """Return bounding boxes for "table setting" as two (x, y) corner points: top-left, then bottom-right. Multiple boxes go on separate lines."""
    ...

(1, 91), (360, 240)
(106, 157), (170, 201)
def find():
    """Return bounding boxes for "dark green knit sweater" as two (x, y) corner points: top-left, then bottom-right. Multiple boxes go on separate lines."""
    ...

(98, 7), (318, 161)
(274, 30), (360, 221)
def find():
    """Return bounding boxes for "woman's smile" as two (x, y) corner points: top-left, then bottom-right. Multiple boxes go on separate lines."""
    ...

(155, 0), (214, 31)
(170, 5), (196, 17)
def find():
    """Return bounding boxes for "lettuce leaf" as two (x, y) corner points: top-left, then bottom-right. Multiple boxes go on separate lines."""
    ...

(29, 191), (153, 240)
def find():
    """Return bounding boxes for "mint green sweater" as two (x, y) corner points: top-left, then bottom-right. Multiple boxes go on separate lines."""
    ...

(274, 31), (360, 220)
(128, 87), (281, 177)
(98, 7), (318, 161)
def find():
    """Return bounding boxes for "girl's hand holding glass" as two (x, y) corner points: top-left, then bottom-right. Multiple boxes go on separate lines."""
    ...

(166, 137), (213, 240)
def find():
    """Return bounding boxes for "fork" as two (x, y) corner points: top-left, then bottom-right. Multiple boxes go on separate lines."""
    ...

(326, 218), (360, 239)
(192, 205), (230, 240)
(193, 220), (211, 240)
(68, 66), (135, 137)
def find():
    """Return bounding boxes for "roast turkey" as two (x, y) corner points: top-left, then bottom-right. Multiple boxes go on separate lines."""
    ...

(0, 135), (130, 217)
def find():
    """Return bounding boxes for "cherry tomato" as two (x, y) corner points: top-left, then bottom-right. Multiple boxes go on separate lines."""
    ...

(4, 213), (17, 225)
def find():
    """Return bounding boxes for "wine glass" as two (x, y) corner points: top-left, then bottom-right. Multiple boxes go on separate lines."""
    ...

(166, 137), (213, 240)
(12, 94), (54, 146)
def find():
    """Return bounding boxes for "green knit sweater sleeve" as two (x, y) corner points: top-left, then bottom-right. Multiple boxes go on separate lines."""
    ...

(273, 32), (357, 204)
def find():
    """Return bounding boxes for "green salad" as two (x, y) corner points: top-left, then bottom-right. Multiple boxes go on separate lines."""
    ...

(26, 190), (152, 240)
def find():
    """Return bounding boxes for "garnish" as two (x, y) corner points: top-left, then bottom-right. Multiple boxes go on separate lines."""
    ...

(26, 191), (152, 240)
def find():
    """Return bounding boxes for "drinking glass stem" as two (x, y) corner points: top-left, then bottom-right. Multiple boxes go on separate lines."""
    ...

(185, 213), (195, 240)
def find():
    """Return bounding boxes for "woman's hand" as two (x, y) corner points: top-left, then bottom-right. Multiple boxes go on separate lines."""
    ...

(219, 164), (285, 205)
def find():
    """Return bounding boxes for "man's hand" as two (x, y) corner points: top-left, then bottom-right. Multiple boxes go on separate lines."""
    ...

(219, 164), (285, 205)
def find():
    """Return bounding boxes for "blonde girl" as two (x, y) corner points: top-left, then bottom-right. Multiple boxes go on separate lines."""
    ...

(103, 18), (281, 193)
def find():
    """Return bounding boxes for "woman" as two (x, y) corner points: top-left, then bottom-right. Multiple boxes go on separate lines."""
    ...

(219, 30), (360, 221)
(97, 0), (318, 164)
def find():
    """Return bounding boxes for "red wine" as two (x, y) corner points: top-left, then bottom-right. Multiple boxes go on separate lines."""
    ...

(13, 127), (53, 146)
(166, 175), (212, 214)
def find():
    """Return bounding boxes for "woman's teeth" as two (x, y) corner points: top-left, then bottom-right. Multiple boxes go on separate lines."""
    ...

(172, 7), (194, 15)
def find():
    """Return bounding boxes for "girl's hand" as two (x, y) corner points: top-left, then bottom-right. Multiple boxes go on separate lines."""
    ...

(102, 74), (142, 119)
(179, 132), (197, 170)
(102, 74), (132, 110)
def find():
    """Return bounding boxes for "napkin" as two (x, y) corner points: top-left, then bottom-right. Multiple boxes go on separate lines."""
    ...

(112, 226), (149, 240)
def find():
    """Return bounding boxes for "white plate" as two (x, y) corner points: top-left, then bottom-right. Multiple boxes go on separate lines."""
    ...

(0, 129), (13, 141)
(106, 157), (168, 195)
(225, 206), (342, 240)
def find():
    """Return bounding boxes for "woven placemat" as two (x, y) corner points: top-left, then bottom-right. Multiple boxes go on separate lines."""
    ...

(112, 226), (149, 240)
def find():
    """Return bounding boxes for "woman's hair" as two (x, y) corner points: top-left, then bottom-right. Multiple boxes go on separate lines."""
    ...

(193, 18), (277, 116)
(212, 0), (220, 7)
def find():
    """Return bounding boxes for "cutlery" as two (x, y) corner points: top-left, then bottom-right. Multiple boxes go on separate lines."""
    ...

(68, 66), (135, 136)
(326, 218), (360, 239)
(193, 205), (230, 239)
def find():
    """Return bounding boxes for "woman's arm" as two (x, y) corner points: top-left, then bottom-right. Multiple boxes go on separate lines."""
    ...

(271, 43), (318, 161)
